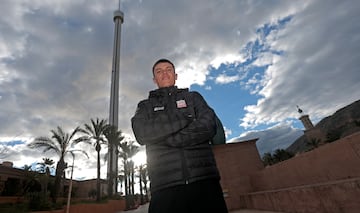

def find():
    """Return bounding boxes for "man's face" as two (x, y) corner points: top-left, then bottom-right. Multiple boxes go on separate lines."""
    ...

(153, 62), (177, 88)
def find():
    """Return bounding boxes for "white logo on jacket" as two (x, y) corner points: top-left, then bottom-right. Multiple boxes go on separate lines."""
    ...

(153, 106), (165, 111)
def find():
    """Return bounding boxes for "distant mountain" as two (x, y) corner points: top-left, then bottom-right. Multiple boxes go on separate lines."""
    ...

(228, 123), (304, 157)
(287, 99), (360, 154)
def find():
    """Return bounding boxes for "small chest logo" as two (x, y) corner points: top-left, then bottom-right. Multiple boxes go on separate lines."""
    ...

(176, 99), (187, 108)
(153, 106), (165, 111)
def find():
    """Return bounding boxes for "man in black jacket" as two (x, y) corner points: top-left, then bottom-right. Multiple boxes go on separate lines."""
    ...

(131, 59), (228, 213)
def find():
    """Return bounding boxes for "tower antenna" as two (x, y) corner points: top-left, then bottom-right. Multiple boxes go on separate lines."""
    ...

(296, 105), (303, 114)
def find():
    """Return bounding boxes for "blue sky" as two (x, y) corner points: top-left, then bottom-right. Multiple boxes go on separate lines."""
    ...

(190, 15), (303, 149)
(1, 0), (360, 181)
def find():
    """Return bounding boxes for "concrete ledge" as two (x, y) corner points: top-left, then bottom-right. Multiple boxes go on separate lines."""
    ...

(29, 199), (126, 213)
(240, 178), (360, 213)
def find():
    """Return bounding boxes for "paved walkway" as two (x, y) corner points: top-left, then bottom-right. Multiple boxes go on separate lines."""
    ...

(231, 210), (283, 213)
(118, 203), (283, 213)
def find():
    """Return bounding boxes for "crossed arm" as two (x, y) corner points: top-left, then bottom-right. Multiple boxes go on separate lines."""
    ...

(131, 92), (216, 147)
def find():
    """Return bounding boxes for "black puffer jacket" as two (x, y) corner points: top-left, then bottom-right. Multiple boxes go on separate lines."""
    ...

(131, 86), (220, 193)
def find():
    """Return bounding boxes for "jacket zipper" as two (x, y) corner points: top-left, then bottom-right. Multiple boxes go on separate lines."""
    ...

(181, 148), (190, 184)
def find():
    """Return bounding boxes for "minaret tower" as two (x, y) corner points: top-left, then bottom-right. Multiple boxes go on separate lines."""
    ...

(297, 105), (314, 130)
(108, 1), (124, 196)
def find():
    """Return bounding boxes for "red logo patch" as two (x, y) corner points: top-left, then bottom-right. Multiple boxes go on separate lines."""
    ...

(176, 100), (187, 108)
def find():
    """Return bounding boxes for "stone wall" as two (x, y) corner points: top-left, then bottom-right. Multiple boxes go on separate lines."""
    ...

(213, 139), (264, 211)
(241, 132), (360, 213)
(242, 178), (360, 213)
(250, 132), (360, 191)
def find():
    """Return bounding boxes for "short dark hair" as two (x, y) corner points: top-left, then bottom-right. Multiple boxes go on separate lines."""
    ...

(152, 59), (175, 75)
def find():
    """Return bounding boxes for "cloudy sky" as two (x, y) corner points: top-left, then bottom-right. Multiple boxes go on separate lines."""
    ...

(1, 0), (360, 182)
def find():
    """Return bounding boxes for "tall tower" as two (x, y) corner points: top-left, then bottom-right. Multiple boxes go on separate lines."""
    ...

(297, 105), (314, 130)
(108, 2), (124, 196)
(297, 106), (326, 144)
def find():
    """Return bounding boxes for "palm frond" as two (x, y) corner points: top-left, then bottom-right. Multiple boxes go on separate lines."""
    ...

(67, 149), (90, 159)
(29, 137), (60, 155)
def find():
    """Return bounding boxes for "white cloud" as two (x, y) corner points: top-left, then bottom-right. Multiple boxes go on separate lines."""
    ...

(240, 0), (360, 129)
(252, 52), (276, 67)
(0, 0), (359, 180)
(215, 74), (240, 84)
(224, 126), (232, 139)
(210, 54), (245, 70)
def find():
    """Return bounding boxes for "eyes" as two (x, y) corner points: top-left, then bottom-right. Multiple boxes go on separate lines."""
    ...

(154, 67), (174, 75)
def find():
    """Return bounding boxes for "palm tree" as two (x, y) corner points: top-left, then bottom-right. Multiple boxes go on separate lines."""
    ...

(119, 141), (139, 209)
(21, 164), (39, 195)
(103, 125), (124, 197)
(326, 129), (342, 143)
(36, 158), (55, 196)
(28, 126), (87, 203)
(141, 166), (149, 202)
(82, 118), (109, 202)
(137, 164), (148, 204)
(128, 142), (139, 196)
(118, 174), (124, 195)
(306, 138), (321, 151)
(119, 142), (130, 208)
(273, 149), (294, 163)
(262, 152), (274, 166)
(128, 143), (139, 207)
(37, 158), (55, 173)
(23, 164), (32, 171)
(128, 160), (135, 196)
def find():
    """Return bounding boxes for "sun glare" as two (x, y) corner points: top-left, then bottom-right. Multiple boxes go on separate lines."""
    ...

(132, 151), (147, 166)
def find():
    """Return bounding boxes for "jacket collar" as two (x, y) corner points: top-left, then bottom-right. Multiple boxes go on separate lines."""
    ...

(149, 86), (189, 98)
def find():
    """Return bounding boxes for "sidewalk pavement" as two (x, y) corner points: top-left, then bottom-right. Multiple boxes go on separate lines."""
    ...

(231, 210), (283, 213)
(118, 203), (283, 213)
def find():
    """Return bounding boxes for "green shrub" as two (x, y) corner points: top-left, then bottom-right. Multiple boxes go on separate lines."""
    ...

(0, 202), (27, 213)
(26, 192), (51, 211)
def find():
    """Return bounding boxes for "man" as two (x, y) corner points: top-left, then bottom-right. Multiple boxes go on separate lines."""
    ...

(131, 59), (228, 213)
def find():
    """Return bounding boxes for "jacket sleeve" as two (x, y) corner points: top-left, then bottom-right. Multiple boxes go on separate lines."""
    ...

(162, 91), (217, 147)
(131, 99), (191, 146)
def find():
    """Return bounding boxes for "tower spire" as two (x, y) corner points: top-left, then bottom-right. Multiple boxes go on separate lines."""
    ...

(296, 105), (303, 114)
(108, 2), (124, 197)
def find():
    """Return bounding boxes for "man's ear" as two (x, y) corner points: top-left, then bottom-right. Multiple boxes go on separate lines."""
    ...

(175, 73), (178, 80)
(153, 77), (157, 85)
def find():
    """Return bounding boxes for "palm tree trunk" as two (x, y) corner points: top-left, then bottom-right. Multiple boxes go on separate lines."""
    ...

(139, 167), (144, 205)
(131, 163), (135, 195)
(115, 149), (119, 195)
(124, 161), (130, 210)
(108, 144), (114, 197)
(96, 145), (101, 202)
(52, 159), (65, 204)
